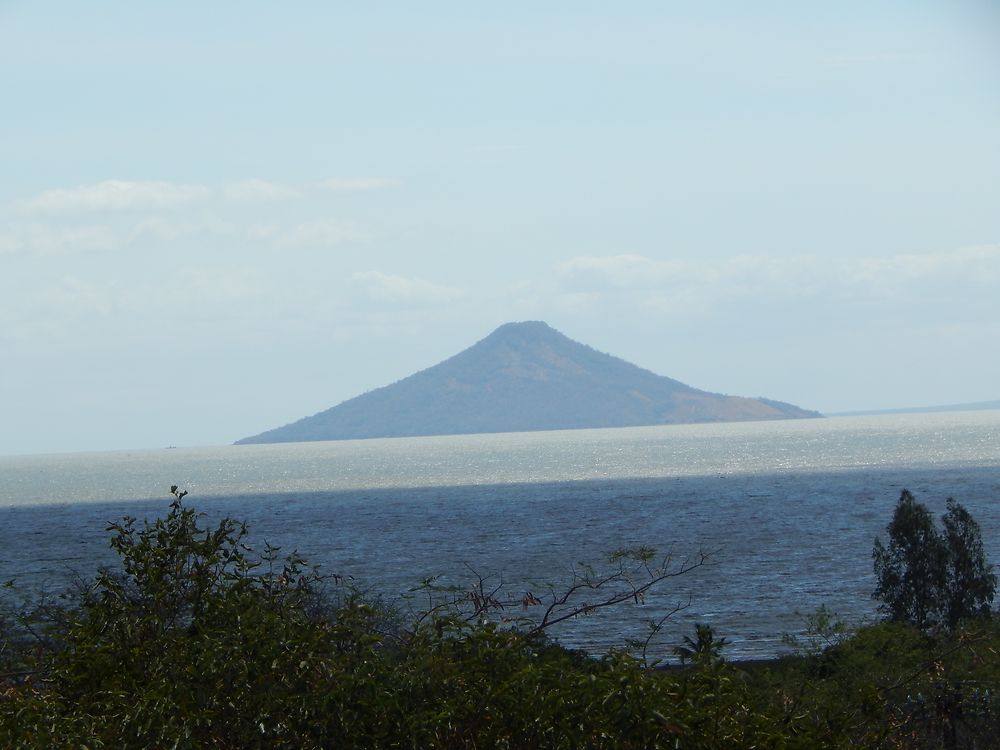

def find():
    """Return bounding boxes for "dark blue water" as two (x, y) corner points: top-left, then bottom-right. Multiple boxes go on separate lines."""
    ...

(4, 464), (998, 660)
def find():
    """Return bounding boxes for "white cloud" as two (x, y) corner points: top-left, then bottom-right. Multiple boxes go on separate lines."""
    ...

(222, 179), (298, 203)
(350, 271), (463, 306)
(0, 217), (202, 257)
(277, 219), (369, 249)
(14, 180), (212, 214)
(553, 245), (1000, 316)
(848, 245), (1000, 284)
(0, 264), (278, 351)
(319, 177), (402, 192)
(0, 224), (121, 256)
(0, 213), (375, 257)
(169, 266), (266, 306)
(245, 224), (281, 242)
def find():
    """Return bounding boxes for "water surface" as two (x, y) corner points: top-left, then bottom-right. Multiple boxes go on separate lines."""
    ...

(2, 411), (998, 659)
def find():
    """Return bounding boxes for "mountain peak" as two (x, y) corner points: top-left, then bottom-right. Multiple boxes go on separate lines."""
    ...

(236, 322), (820, 444)
(491, 320), (556, 334)
(482, 320), (562, 343)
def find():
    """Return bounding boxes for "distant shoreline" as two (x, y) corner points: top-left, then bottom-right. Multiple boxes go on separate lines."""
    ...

(828, 400), (1000, 417)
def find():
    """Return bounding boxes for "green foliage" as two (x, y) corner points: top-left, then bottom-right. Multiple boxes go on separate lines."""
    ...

(942, 498), (997, 627)
(755, 618), (1000, 749)
(2, 499), (380, 747)
(781, 605), (853, 659)
(0, 497), (739, 748)
(672, 623), (728, 666)
(873, 490), (995, 630)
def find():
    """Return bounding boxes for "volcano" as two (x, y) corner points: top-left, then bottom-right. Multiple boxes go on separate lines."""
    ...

(235, 321), (820, 444)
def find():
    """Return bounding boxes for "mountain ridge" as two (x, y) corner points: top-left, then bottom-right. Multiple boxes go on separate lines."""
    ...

(236, 321), (820, 444)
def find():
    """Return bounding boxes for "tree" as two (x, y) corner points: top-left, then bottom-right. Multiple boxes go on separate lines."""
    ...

(873, 490), (995, 629)
(942, 498), (997, 628)
(672, 623), (728, 666)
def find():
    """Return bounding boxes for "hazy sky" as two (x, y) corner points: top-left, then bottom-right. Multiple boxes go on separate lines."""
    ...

(3, 2), (999, 456)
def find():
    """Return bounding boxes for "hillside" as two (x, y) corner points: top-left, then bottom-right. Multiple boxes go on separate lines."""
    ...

(235, 321), (820, 444)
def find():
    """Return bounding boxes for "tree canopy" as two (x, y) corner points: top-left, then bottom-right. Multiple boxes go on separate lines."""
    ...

(873, 490), (996, 629)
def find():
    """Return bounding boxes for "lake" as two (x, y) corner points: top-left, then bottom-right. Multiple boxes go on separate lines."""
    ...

(2, 410), (999, 660)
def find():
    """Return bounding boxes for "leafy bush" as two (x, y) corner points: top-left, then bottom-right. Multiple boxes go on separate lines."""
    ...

(0, 498), (741, 748)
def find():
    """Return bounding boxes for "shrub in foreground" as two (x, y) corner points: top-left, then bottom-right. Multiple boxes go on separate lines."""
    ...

(0, 499), (767, 748)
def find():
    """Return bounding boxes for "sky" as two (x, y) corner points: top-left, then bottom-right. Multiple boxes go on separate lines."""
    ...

(2, 1), (999, 456)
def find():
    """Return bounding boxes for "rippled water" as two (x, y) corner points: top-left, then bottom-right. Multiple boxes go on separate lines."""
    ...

(2, 411), (999, 660)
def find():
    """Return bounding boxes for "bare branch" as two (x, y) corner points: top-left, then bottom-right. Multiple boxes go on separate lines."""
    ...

(406, 546), (713, 647)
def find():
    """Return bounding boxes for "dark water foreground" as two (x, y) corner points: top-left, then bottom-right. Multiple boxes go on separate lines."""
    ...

(3, 464), (998, 660)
